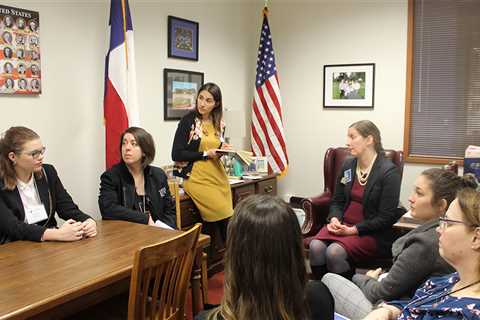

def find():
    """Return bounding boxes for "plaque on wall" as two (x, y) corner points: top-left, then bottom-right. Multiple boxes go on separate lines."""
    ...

(0, 4), (41, 95)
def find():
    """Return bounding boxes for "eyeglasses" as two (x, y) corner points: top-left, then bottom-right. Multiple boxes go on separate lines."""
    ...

(20, 146), (46, 159)
(439, 216), (479, 230)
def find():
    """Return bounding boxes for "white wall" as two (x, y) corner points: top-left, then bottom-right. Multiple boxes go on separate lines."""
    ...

(266, 0), (434, 206)
(0, 0), (257, 219)
(0, 0), (436, 220)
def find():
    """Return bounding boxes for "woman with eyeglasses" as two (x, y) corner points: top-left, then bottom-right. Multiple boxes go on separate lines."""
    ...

(99, 127), (176, 229)
(0, 126), (96, 244)
(322, 169), (474, 319)
(363, 184), (480, 320)
(171, 82), (233, 240)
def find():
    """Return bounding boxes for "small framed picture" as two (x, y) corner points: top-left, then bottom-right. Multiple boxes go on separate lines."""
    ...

(255, 157), (268, 174)
(164, 68), (204, 121)
(168, 16), (199, 61)
(323, 63), (375, 108)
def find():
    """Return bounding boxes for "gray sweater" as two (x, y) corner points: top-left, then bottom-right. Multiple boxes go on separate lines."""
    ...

(352, 219), (454, 303)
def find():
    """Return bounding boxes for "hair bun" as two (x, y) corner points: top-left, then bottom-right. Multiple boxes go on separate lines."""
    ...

(461, 173), (479, 189)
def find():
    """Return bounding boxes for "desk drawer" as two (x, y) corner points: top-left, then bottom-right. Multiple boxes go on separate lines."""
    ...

(256, 178), (277, 195)
(232, 184), (255, 205)
(180, 199), (202, 229)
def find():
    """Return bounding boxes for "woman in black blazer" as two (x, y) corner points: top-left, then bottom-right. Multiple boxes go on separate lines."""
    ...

(99, 127), (176, 229)
(309, 120), (402, 279)
(0, 126), (96, 244)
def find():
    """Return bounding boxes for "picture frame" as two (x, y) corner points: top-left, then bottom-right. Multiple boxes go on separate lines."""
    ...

(168, 16), (199, 61)
(323, 63), (375, 108)
(163, 68), (204, 121)
(255, 156), (268, 174)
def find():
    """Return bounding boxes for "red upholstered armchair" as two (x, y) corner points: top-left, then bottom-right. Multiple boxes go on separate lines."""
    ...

(299, 147), (404, 238)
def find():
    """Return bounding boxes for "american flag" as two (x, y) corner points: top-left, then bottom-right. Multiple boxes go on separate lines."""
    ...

(251, 8), (288, 175)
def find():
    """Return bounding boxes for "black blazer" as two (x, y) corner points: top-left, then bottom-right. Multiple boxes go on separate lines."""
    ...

(0, 164), (92, 244)
(98, 162), (176, 228)
(328, 155), (403, 256)
(171, 111), (223, 179)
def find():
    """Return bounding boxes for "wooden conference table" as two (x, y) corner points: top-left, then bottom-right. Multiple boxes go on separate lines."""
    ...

(0, 220), (210, 320)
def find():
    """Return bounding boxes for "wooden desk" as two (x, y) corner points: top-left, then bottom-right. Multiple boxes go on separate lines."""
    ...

(0, 220), (210, 320)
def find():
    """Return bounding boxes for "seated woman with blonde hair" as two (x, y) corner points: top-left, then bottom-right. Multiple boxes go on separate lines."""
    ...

(364, 186), (480, 319)
(0, 126), (96, 244)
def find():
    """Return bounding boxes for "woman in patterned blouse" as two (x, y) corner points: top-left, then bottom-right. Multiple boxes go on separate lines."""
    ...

(364, 186), (480, 320)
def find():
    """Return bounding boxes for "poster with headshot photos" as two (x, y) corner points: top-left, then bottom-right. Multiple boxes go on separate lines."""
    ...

(0, 5), (41, 95)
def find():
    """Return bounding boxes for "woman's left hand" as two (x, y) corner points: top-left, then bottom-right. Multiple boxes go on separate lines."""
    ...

(329, 224), (358, 236)
(81, 218), (97, 238)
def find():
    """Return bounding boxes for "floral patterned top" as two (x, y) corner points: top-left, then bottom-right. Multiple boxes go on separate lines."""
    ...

(388, 273), (480, 320)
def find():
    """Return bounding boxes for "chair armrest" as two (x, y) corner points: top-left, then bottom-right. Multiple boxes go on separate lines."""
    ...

(301, 192), (331, 237)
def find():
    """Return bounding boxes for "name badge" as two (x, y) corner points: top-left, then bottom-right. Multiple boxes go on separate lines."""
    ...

(25, 204), (48, 224)
(341, 169), (352, 184)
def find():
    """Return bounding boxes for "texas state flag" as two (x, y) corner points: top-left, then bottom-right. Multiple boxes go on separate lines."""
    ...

(104, 0), (139, 169)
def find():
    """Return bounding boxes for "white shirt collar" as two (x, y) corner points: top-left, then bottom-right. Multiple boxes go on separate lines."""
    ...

(17, 174), (34, 191)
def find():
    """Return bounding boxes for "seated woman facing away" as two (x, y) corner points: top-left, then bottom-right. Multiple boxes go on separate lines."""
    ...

(196, 195), (334, 320)
(363, 186), (480, 320)
(0, 126), (96, 244)
(323, 169), (476, 319)
(309, 120), (402, 279)
(99, 127), (176, 229)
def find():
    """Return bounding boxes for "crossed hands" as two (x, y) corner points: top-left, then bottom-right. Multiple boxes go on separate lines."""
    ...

(326, 217), (358, 236)
(53, 218), (97, 242)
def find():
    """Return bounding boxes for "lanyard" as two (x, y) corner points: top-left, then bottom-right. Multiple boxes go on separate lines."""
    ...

(407, 277), (480, 309)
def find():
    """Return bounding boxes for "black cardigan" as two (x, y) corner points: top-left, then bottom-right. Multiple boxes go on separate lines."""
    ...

(171, 111), (223, 179)
(98, 162), (176, 228)
(328, 155), (403, 256)
(0, 164), (92, 244)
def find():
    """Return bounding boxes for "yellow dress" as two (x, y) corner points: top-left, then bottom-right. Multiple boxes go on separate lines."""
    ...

(183, 122), (233, 222)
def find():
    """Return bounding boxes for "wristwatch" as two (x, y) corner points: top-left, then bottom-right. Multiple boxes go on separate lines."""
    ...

(203, 152), (209, 160)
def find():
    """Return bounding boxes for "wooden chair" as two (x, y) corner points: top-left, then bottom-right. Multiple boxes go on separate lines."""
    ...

(127, 223), (202, 320)
(168, 179), (209, 307)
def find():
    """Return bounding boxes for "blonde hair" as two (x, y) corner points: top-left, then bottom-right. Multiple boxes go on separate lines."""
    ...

(349, 120), (383, 154)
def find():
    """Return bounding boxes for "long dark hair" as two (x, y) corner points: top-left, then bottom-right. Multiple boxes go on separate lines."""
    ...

(211, 195), (308, 320)
(0, 126), (40, 190)
(195, 82), (223, 134)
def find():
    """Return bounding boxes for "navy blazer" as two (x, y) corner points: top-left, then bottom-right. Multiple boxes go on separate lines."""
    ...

(0, 164), (92, 244)
(98, 162), (176, 228)
(328, 155), (403, 256)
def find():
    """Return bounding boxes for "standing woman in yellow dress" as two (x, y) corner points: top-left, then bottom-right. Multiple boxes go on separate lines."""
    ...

(172, 82), (233, 239)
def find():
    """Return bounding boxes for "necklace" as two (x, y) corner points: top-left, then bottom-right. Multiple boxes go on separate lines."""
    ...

(407, 278), (480, 309)
(356, 154), (377, 186)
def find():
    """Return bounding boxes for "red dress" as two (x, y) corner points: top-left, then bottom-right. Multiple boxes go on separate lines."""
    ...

(314, 178), (378, 262)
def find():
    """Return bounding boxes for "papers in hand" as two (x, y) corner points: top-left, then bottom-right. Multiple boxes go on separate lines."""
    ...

(215, 149), (254, 165)
(154, 220), (174, 230)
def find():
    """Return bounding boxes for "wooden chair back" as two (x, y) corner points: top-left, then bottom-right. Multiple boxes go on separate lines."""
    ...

(168, 179), (182, 229)
(127, 223), (202, 320)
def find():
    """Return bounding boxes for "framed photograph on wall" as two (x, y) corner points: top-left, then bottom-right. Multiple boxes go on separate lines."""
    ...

(323, 63), (375, 108)
(164, 68), (204, 121)
(168, 16), (199, 61)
